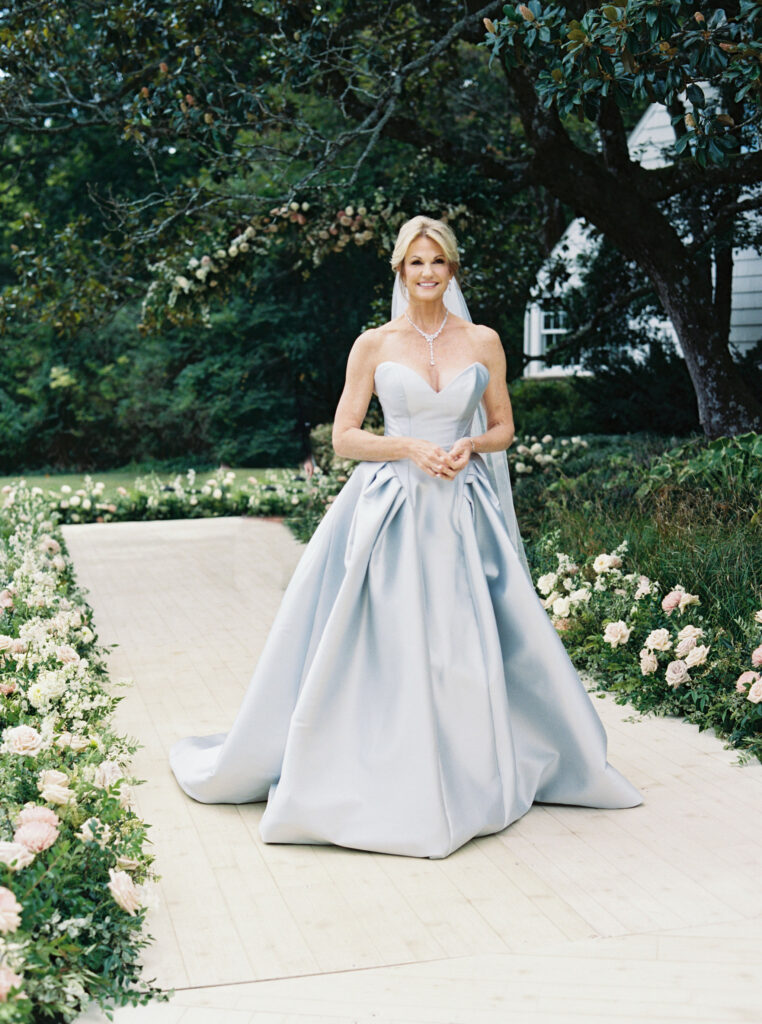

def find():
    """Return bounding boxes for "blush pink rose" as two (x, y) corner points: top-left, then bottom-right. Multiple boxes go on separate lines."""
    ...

(661, 590), (683, 615)
(0, 590), (14, 609)
(55, 644), (79, 664)
(736, 670), (759, 693)
(0, 681), (17, 696)
(13, 821), (59, 852)
(0, 963), (24, 1002)
(15, 805), (60, 829)
(0, 888), (22, 934)
(751, 645), (762, 669)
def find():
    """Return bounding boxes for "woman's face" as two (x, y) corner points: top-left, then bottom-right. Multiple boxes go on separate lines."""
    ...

(401, 234), (451, 301)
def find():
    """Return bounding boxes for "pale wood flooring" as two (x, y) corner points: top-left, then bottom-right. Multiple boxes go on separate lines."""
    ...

(64, 517), (762, 1024)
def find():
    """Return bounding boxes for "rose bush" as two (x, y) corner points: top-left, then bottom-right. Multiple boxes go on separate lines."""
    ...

(532, 529), (762, 765)
(0, 486), (171, 1020)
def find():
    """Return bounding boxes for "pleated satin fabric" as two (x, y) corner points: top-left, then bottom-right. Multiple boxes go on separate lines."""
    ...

(169, 360), (643, 858)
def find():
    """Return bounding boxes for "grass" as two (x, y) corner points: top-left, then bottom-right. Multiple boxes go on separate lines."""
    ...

(0, 465), (292, 499)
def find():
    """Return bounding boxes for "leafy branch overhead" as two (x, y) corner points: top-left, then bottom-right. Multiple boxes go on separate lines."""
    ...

(483, 1), (761, 169)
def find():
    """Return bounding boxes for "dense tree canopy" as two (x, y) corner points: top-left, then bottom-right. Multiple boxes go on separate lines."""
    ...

(1, 0), (761, 468)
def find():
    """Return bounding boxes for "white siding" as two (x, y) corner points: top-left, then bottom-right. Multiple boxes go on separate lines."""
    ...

(524, 101), (762, 377)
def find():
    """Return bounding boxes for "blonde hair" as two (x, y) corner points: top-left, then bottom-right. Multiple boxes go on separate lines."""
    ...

(390, 215), (460, 278)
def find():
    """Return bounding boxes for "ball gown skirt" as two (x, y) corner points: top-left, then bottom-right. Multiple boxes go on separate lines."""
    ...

(169, 360), (643, 859)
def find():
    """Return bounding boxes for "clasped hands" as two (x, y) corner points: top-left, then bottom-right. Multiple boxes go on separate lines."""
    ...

(408, 436), (473, 480)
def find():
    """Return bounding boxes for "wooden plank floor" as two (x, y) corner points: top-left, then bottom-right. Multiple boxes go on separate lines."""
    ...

(66, 517), (762, 1024)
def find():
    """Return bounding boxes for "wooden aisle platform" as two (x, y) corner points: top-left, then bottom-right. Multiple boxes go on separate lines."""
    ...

(64, 517), (762, 1024)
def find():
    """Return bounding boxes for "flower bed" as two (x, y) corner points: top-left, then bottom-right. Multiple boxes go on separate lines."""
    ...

(0, 486), (171, 1020)
(533, 530), (762, 765)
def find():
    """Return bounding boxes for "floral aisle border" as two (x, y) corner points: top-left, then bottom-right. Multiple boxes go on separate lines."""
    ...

(533, 532), (762, 766)
(0, 486), (171, 1019)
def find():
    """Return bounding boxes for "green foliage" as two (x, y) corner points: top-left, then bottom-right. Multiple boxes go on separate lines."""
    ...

(485, 1), (761, 168)
(636, 429), (762, 517)
(509, 377), (597, 436)
(0, 485), (172, 1019)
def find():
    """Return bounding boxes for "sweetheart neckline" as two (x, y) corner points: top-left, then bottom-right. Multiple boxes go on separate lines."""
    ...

(374, 360), (488, 395)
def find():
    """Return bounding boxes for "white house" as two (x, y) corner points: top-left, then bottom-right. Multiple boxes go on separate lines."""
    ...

(523, 101), (762, 378)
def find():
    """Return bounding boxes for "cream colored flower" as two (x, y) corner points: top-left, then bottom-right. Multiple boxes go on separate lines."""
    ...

(76, 817), (111, 848)
(0, 842), (35, 871)
(569, 587), (591, 604)
(747, 680), (762, 704)
(93, 760), (124, 789)
(676, 624), (704, 642)
(40, 783), (75, 806)
(639, 649), (658, 675)
(685, 644), (710, 668)
(644, 628), (672, 652)
(108, 868), (143, 915)
(38, 768), (68, 789)
(552, 596), (571, 618)
(665, 659), (691, 687)
(675, 636), (697, 658)
(116, 854), (140, 871)
(0, 887), (22, 934)
(536, 572), (558, 596)
(2, 725), (43, 756)
(603, 620), (631, 647)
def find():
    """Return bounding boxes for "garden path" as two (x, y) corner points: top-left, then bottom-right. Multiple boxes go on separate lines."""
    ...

(66, 516), (762, 1024)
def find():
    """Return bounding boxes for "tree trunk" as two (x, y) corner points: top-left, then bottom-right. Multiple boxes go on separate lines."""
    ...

(645, 252), (762, 438)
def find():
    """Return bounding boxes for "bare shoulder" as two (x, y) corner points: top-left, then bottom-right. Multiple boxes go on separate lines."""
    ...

(468, 322), (505, 367)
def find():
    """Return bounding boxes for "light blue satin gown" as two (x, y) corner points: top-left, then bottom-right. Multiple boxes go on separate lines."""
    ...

(169, 359), (643, 858)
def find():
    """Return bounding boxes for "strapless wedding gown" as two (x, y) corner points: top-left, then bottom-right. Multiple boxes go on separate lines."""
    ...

(169, 359), (642, 858)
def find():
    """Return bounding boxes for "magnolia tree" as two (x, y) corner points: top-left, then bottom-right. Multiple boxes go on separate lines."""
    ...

(1, 0), (761, 436)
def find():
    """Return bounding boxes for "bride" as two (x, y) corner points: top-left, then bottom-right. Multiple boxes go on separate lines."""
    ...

(169, 214), (643, 859)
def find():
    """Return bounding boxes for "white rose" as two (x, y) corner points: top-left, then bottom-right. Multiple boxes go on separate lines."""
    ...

(540, 590), (561, 610)
(38, 768), (68, 789)
(0, 841), (35, 870)
(645, 628), (672, 652)
(676, 624), (704, 642)
(593, 554), (612, 574)
(2, 725), (43, 756)
(43, 784), (76, 806)
(93, 760), (124, 789)
(108, 869), (143, 915)
(536, 572), (558, 596)
(569, 587), (591, 603)
(675, 636), (697, 658)
(639, 649), (658, 675)
(552, 596), (571, 618)
(685, 644), (710, 668)
(603, 620), (631, 647)
(76, 817), (111, 848)
(665, 659), (691, 687)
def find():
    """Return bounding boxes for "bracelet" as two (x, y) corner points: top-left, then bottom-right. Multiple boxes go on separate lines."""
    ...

(470, 438), (476, 453)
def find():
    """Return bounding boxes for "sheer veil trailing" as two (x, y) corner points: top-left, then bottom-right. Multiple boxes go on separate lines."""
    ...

(391, 272), (533, 582)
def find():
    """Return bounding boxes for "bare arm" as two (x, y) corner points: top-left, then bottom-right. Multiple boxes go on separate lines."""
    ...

(469, 327), (515, 454)
(446, 328), (515, 476)
(331, 329), (410, 462)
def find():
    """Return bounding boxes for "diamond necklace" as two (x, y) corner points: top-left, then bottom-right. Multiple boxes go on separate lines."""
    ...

(405, 308), (448, 365)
